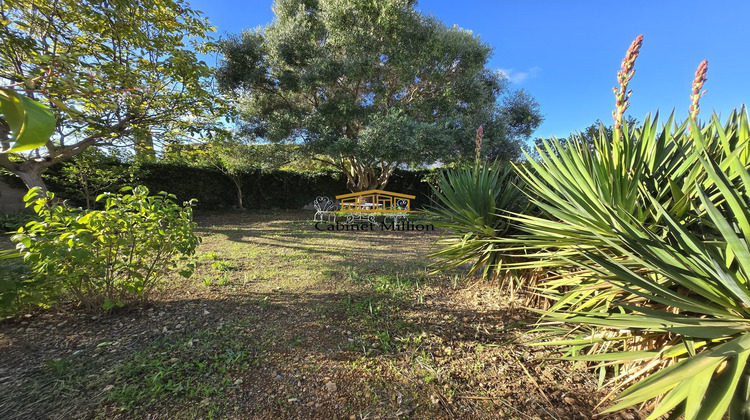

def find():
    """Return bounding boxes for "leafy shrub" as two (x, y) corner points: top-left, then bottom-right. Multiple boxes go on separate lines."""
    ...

(42, 148), (135, 209)
(0, 253), (38, 318)
(12, 186), (201, 311)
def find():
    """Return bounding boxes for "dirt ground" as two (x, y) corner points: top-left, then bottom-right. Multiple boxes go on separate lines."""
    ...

(0, 211), (644, 419)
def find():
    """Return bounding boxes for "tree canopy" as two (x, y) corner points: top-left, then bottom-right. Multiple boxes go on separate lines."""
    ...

(217, 0), (542, 192)
(0, 0), (220, 190)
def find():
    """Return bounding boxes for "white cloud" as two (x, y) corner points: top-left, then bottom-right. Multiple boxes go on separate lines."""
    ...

(497, 66), (541, 84)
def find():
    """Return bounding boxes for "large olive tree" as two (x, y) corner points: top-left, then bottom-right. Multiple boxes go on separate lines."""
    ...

(0, 0), (219, 190)
(218, 0), (542, 192)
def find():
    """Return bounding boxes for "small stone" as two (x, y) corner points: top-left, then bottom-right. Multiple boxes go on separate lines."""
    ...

(203, 309), (210, 315)
(234, 379), (243, 385)
(288, 398), (298, 403)
(325, 381), (337, 393)
(563, 396), (575, 405)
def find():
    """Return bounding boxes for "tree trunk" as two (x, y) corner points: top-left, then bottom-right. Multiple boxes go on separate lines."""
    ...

(14, 160), (50, 192)
(344, 160), (397, 192)
(231, 175), (244, 210)
(134, 133), (156, 161)
(0, 134), (101, 195)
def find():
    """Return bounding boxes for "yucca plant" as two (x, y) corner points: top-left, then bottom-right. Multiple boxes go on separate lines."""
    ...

(426, 160), (527, 281)
(532, 126), (750, 418)
(503, 34), (750, 418)
(504, 36), (747, 313)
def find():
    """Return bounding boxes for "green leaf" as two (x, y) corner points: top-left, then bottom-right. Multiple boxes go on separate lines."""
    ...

(0, 88), (55, 152)
(608, 334), (750, 413)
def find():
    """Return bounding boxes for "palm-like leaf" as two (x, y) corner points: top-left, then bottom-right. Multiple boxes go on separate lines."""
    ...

(426, 162), (527, 279)
(503, 110), (750, 312)
(519, 113), (750, 418)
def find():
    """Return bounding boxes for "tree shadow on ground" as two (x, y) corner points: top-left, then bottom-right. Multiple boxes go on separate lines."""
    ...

(0, 284), (638, 420)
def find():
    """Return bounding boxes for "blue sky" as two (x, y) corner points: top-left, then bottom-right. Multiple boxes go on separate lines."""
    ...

(188, 0), (750, 139)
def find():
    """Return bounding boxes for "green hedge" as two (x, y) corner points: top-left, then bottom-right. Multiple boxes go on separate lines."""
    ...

(385, 168), (434, 209)
(31, 162), (435, 211)
(138, 163), (237, 210)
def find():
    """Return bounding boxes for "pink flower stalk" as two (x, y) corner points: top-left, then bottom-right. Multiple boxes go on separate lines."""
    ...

(612, 35), (644, 135)
(689, 59), (708, 124)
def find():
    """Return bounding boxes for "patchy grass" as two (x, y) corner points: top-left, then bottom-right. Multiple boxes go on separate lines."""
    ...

(0, 211), (639, 419)
(104, 321), (263, 417)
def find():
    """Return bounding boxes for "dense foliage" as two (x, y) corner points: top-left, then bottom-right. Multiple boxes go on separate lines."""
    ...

(43, 148), (136, 209)
(33, 160), (435, 211)
(11, 186), (200, 311)
(164, 141), (299, 209)
(0, 212), (37, 233)
(427, 33), (750, 418)
(0, 0), (219, 190)
(508, 38), (750, 418)
(426, 162), (526, 279)
(217, 0), (541, 192)
(516, 109), (750, 419)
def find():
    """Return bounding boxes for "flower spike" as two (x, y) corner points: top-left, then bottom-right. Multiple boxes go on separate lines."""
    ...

(613, 34), (644, 137)
(689, 59), (708, 124)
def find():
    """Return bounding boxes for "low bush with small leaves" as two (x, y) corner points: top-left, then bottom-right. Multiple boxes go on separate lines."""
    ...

(12, 186), (201, 311)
